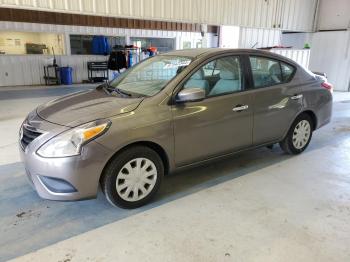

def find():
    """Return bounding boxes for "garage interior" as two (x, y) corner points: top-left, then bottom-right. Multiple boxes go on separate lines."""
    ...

(0, 0), (350, 261)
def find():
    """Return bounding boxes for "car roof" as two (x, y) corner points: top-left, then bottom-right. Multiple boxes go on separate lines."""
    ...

(162, 48), (298, 65)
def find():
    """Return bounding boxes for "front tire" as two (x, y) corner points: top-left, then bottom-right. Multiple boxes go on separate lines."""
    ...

(280, 114), (313, 155)
(101, 146), (164, 209)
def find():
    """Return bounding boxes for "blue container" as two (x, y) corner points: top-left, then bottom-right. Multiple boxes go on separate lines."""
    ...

(103, 37), (110, 55)
(92, 36), (99, 55)
(60, 67), (73, 85)
(92, 36), (110, 55)
(128, 52), (133, 67)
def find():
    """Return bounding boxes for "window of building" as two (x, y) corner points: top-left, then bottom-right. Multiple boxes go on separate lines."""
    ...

(130, 37), (175, 53)
(70, 35), (126, 55)
(182, 41), (192, 49)
(0, 31), (65, 55)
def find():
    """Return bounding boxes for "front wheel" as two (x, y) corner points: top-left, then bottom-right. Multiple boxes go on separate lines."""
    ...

(101, 146), (164, 209)
(280, 114), (313, 155)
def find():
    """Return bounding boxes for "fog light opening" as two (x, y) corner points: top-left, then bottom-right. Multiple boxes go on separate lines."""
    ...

(39, 176), (77, 193)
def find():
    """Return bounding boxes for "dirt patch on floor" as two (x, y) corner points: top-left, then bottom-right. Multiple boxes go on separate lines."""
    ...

(13, 209), (41, 226)
(334, 125), (350, 132)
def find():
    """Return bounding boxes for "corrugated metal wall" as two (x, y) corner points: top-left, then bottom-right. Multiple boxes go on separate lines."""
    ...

(280, 0), (318, 32)
(309, 31), (350, 91)
(0, 55), (107, 86)
(239, 27), (281, 48)
(0, 0), (317, 31)
(0, 21), (203, 39)
(271, 49), (310, 68)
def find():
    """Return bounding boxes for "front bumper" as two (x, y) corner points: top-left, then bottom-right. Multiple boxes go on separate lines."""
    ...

(19, 115), (113, 201)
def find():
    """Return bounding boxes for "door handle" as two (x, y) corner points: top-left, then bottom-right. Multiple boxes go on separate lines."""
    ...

(291, 94), (303, 100)
(232, 105), (249, 112)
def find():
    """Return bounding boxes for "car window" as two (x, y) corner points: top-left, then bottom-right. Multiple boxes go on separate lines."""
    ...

(281, 62), (295, 81)
(249, 56), (283, 88)
(202, 60), (220, 77)
(183, 56), (243, 97)
(110, 55), (192, 96)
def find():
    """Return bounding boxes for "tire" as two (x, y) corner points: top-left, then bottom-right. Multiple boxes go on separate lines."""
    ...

(101, 146), (164, 209)
(279, 114), (313, 155)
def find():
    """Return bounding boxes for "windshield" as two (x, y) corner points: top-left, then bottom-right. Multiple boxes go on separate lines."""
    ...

(109, 55), (192, 96)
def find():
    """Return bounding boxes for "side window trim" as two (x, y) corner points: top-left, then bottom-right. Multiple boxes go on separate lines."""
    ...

(280, 61), (297, 82)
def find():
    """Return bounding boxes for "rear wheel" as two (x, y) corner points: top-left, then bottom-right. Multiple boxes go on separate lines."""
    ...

(101, 146), (164, 209)
(280, 114), (313, 155)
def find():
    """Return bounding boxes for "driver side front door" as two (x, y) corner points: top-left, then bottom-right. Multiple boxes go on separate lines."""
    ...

(172, 55), (253, 167)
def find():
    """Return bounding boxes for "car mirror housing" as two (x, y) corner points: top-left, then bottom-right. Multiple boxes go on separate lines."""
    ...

(176, 87), (205, 103)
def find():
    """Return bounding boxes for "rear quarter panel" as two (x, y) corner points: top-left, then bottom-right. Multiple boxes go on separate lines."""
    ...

(299, 74), (333, 129)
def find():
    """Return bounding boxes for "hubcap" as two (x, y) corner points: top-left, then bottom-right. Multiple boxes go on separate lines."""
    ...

(292, 120), (311, 149)
(116, 158), (157, 202)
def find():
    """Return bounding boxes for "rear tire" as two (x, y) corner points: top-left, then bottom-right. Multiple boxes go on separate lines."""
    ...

(101, 146), (164, 209)
(279, 114), (313, 155)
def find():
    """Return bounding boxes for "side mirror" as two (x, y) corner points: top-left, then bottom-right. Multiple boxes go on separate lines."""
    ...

(176, 87), (205, 103)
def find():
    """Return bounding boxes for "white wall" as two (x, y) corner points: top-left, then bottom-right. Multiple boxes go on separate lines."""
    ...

(308, 31), (350, 92)
(317, 0), (350, 30)
(281, 33), (313, 49)
(219, 26), (240, 48)
(282, 31), (350, 91)
(0, 0), (318, 31)
(0, 55), (107, 86)
(271, 49), (310, 68)
(280, 0), (350, 91)
(280, 0), (318, 32)
(239, 27), (281, 48)
(0, 31), (65, 55)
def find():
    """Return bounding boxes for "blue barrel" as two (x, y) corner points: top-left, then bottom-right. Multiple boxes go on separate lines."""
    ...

(59, 67), (73, 85)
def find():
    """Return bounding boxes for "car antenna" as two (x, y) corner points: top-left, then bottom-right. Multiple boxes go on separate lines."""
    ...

(251, 42), (258, 49)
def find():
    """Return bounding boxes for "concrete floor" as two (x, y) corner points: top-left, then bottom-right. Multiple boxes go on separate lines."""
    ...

(1, 86), (350, 262)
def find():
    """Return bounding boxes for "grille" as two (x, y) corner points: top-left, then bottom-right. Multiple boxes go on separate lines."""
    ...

(20, 124), (42, 149)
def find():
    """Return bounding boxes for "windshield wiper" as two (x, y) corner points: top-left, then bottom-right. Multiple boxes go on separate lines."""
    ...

(103, 82), (115, 92)
(114, 87), (132, 97)
(104, 82), (132, 97)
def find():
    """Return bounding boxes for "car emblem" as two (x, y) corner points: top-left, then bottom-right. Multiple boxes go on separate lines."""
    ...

(23, 123), (36, 132)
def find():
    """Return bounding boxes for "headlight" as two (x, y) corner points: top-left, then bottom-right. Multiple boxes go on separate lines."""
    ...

(37, 120), (111, 158)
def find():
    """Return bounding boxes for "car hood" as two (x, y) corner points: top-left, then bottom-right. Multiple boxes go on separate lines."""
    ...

(36, 88), (143, 127)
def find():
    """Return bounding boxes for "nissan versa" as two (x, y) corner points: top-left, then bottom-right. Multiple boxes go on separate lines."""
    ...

(19, 48), (333, 208)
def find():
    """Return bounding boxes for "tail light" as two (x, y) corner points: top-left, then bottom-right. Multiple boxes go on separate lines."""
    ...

(321, 82), (333, 93)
